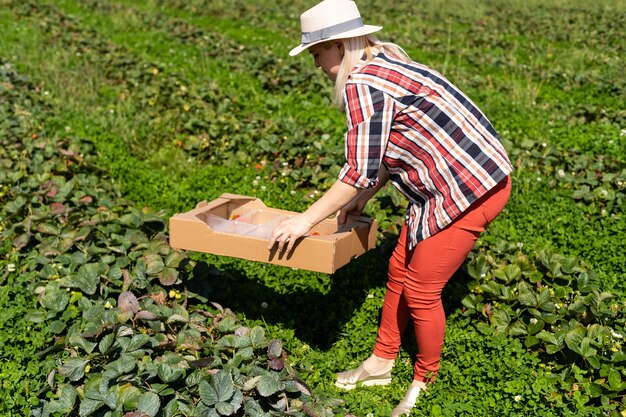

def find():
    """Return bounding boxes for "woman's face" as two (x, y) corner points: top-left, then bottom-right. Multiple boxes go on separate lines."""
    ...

(309, 41), (344, 81)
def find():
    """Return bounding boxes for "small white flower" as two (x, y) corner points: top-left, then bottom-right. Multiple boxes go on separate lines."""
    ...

(281, 171), (287, 176)
(260, 185), (266, 191)
(541, 143), (547, 147)
(252, 180), (259, 186)
(480, 273), (486, 278)
(309, 193), (315, 198)
(282, 162), (289, 167)
(514, 395), (522, 402)
(620, 129), (626, 137)
(290, 190), (296, 195)
(44, 91), (49, 96)
(537, 177), (542, 182)
(314, 190), (320, 195)
(516, 242), (524, 248)
(557, 169), (565, 177)
(65, 126), (71, 132)
(611, 331), (624, 339)
(255, 176), (261, 180)
(367, 294), (374, 299)
(600, 189), (608, 196)
(601, 209), (607, 215)
(261, 302), (268, 309)
(7, 263), (16, 272)
(530, 318), (538, 324)
(109, 109), (114, 114)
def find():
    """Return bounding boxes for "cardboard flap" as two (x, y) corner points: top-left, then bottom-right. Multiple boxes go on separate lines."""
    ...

(218, 193), (268, 207)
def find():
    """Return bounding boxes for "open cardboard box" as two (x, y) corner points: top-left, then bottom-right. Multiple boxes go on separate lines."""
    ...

(169, 193), (378, 274)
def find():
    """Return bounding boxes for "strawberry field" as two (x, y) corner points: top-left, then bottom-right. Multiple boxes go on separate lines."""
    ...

(0, 0), (625, 416)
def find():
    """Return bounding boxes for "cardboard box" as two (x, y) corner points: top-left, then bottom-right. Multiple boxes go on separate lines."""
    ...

(168, 193), (377, 274)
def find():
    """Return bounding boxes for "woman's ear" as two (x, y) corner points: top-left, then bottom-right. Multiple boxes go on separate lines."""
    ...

(336, 41), (345, 58)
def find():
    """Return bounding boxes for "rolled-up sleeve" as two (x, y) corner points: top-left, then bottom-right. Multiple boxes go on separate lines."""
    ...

(338, 82), (395, 189)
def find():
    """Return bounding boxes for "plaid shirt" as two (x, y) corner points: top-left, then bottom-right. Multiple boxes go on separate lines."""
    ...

(338, 51), (513, 249)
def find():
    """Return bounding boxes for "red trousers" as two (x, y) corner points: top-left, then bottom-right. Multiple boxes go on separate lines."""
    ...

(373, 176), (512, 382)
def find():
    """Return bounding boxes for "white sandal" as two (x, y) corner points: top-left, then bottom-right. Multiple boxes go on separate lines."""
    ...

(335, 363), (392, 390)
(390, 384), (423, 417)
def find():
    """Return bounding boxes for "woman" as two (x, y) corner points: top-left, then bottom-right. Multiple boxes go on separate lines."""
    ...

(268, 1), (513, 415)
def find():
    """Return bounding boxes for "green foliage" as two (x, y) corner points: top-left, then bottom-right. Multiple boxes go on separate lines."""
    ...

(461, 244), (625, 413)
(1, 59), (338, 417)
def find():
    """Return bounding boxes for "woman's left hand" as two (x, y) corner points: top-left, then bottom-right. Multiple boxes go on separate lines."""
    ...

(268, 214), (315, 254)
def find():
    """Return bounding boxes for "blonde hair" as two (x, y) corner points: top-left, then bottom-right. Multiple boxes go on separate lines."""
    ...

(332, 35), (411, 109)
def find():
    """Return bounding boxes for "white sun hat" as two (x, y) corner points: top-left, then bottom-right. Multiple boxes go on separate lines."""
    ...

(289, 0), (383, 56)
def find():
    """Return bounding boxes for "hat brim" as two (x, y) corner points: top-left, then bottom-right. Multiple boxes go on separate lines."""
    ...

(289, 25), (382, 56)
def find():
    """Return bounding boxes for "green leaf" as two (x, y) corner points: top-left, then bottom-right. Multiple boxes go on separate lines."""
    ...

(257, 373), (282, 397)
(236, 347), (255, 361)
(527, 319), (544, 335)
(103, 356), (137, 379)
(234, 334), (252, 349)
(508, 320), (527, 336)
(546, 344), (564, 354)
(41, 287), (69, 313)
(158, 267), (178, 286)
(119, 384), (142, 409)
(137, 391), (161, 417)
(145, 254), (165, 275)
(217, 315), (239, 333)
(565, 328), (586, 354)
(25, 310), (46, 323)
(490, 309), (511, 334)
(244, 397), (270, 417)
(213, 370), (235, 402)
(36, 223), (60, 235)
(185, 369), (208, 387)
(199, 380), (219, 406)
(157, 363), (184, 383)
(466, 254), (489, 280)
(44, 385), (77, 414)
(69, 334), (97, 354)
(79, 398), (104, 416)
(163, 398), (179, 417)
(608, 369), (622, 390)
(250, 326), (268, 348)
(5, 196), (26, 214)
(177, 328), (202, 351)
(537, 331), (560, 346)
(587, 356), (601, 369)
(586, 324), (604, 340)
(60, 263), (100, 295)
(504, 264), (521, 282)
(126, 334), (152, 352)
(99, 333), (115, 354)
(579, 337), (597, 359)
(518, 288), (537, 307)
(216, 401), (235, 415)
(59, 358), (89, 381)
(165, 252), (185, 268)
